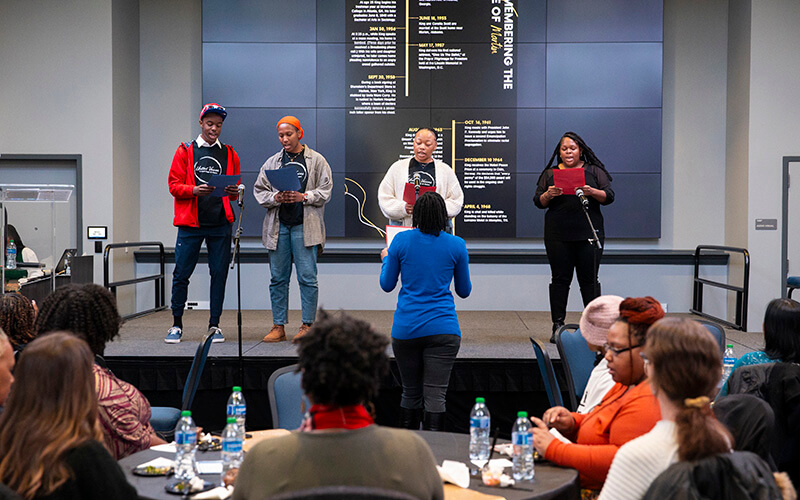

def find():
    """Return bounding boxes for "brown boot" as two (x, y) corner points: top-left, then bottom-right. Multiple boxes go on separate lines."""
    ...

(263, 324), (286, 343)
(292, 323), (312, 344)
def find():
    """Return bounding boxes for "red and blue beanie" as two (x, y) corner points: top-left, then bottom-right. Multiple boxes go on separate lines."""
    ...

(200, 103), (227, 121)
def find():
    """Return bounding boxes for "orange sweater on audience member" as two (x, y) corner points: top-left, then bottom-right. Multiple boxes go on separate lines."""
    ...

(544, 380), (661, 490)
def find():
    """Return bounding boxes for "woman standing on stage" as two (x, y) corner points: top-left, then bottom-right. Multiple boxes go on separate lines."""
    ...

(534, 132), (614, 341)
(380, 192), (471, 431)
(254, 116), (333, 344)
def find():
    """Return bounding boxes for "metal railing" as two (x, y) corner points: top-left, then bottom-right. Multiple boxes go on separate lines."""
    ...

(691, 245), (750, 331)
(104, 241), (166, 320)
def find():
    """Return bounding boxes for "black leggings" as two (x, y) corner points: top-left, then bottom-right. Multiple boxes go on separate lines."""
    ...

(545, 238), (603, 324)
(392, 334), (461, 414)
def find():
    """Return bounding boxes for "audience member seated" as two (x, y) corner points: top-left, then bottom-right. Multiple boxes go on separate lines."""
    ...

(576, 295), (624, 414)
(34, 283), (166, 459)
(4, 225), (38, 264)
(530, 297), (664, 493)
(598, 318), (726, 500)
(720, 298), (800, 396)
(0, 293), (36, 354)
(233, 310), (444, 500)
(0, 332), (137, 500)
(0, 331), (14, 411)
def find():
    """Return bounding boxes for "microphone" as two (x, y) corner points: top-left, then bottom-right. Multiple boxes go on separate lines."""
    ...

(413, 172), (421, 197)
(237, 183), (245, 206)
(575, 188), (589, 207)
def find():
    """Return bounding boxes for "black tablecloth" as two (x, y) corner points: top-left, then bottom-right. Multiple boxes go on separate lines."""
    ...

(119, 430), (579, 500)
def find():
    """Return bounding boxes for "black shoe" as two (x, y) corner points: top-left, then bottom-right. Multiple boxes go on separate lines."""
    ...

(422, 412), (446, 432)
(550, 322), (564, 343)
(398, 407), (423, 430)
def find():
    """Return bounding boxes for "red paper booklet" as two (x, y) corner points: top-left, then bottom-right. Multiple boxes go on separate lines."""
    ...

(552, 168), (586, 195)
(402, 183), (436, 204)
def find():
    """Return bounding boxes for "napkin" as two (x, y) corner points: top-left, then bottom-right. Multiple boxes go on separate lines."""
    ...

(151, 443), (177, 453)
(136, 457), (175, 469)
(191, 485), (233, 499)
(197, 461), (223, 475)
(437, 460), (471, 489)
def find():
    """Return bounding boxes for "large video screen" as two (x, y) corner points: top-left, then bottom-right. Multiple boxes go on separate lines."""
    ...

(203, 0), (663, 240)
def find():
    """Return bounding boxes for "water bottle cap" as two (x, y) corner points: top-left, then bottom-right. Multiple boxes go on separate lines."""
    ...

(233, 386), (242, 392)
(517, 411), (527, 418)
(181, 410), (192, 417)
(227, 417), (237, 424)
(726, 344), (733, 348)
(475, 397), (485, 404)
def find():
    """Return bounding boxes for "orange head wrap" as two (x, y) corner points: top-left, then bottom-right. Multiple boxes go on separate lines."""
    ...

(619, 296), (665, 327)
(276, 116), (303, 139)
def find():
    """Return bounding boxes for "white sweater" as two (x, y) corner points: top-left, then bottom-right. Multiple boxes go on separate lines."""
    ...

(597, 420), (679, 500)
(577, 358), (616, 414)
(377, 158), (463, 226)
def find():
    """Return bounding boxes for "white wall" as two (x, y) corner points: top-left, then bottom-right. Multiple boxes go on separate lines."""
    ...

(0, 0), (114, 283)
(744, 0), (800, 324)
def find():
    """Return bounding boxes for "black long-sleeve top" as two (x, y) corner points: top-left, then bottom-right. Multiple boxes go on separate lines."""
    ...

(533, 164), (614, 241)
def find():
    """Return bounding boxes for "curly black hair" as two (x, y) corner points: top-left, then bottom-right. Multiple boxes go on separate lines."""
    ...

(34, 284), (121, 356)
(545, 131), (613, 181)
(0, 293), (36, 349)
(295, 310), (389, 406)
(412, 191), (448, 235)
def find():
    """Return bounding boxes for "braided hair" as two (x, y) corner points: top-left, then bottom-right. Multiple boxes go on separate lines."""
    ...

(34, 284), (121, 356)
(545, 131), (612, 181)
(412, 191), (448, 235)
(0, 293), (36, 349)
(294, 310), (389, 407)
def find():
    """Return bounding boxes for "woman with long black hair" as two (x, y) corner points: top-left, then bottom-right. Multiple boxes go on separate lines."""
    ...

(534, 132), (614, 341)
(380, 192), (471, 431)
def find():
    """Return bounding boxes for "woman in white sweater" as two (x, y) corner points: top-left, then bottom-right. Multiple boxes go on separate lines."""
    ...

(598, 318), (729, 500)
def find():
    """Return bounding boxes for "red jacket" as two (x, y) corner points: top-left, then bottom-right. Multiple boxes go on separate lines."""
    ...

(168, 141), (241, 227)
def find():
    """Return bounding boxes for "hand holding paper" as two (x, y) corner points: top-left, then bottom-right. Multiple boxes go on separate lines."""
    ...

(552, 168), (586, 195)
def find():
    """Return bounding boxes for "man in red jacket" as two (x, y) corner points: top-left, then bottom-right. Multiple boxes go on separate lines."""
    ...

(166, 103), (241, 343)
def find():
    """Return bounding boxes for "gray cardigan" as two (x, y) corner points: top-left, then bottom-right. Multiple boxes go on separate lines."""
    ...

(253, 146), (333, 251)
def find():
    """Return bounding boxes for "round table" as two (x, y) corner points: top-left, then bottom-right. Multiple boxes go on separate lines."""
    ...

(119, 430), (579, 500)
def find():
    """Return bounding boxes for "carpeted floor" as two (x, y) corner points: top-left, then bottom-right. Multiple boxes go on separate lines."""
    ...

(107, 309), (762, 360)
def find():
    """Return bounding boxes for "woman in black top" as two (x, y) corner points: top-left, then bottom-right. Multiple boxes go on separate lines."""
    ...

(534, 132), (614, 341)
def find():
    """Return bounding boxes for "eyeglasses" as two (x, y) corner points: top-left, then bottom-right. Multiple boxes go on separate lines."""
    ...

(603, 342), (642, 356)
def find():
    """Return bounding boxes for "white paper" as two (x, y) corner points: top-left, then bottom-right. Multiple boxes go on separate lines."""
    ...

(192, 486), (233, 500)
(197, 460), (223, 474)
(549, 427), (572, 444)
(436, 460), (471, 489)
(470, 457), (513, 470)
(136, 457), (175, 469)
(385, 225), (413, 248)
(150, 443), (177, 453)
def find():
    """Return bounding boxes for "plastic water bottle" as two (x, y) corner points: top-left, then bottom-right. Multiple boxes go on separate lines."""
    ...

(226, 386), (246, 437)
(5, 240), (16, 270)
(221, 417), (243, 485)
(469, 397), (491, 462)
(722, 344), (736, 382)
(174, 410), (198, 482)
(64, 252), (71, 275)
(511, 411), (534, 481)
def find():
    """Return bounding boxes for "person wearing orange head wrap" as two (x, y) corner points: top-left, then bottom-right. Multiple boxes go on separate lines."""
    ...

(530, 296), (665, 493)
(253, 116), (333, 344)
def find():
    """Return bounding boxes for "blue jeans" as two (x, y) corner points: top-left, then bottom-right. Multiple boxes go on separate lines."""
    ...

(269, 223), (319, 325)
(392, 334), (461, 413)
(171, 224), (232, 325)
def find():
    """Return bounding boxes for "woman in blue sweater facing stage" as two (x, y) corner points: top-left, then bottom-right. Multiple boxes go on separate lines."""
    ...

(380, 192), (472, 431)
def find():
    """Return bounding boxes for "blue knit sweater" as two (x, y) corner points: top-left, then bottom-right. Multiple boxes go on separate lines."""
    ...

(380, 229), (471, 340)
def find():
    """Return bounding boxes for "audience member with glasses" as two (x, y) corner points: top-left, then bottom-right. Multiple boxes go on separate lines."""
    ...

(600, 318), (789, 500)
(530, 296), (664, 495)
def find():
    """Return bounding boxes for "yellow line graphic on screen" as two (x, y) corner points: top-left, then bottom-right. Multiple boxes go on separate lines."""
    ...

(344, 177), (386, 237)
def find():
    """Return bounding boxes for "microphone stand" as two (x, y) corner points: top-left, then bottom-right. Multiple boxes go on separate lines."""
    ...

(577, 192), (602, 300)
(231, 188), (245, 387)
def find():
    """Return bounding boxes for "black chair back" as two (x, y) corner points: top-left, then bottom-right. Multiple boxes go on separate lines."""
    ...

(529, 337), (564, 408)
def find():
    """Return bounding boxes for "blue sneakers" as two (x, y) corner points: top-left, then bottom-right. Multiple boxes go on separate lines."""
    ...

(209, 326), (225, 343)
(164, 326), (182, 344)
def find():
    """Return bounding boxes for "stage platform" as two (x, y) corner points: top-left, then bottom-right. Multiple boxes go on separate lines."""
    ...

(104, 309), (760, 437)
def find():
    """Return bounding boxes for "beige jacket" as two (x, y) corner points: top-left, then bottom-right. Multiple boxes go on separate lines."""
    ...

(253, 146), (333, 251)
